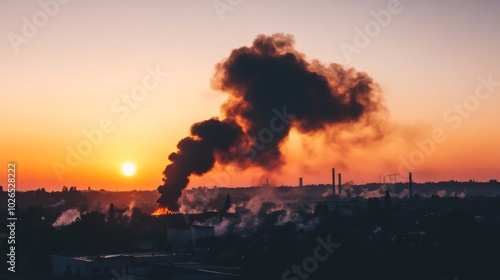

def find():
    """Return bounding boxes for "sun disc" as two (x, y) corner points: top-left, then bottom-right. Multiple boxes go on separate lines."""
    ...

(122, 162), (136, 176)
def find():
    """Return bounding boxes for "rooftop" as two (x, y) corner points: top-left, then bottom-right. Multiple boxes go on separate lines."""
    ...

(67, 252), (182, 262)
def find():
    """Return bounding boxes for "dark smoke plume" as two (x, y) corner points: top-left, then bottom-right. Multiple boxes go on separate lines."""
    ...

(157, 119), (243, 210)
(157, 33), (383, 211)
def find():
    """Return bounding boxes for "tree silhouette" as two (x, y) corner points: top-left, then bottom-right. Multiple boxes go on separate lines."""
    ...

(221, 194), (231, 213)
(108, 203), (115, 224)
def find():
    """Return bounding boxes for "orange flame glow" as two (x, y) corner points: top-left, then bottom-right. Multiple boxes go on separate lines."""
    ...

(151, 207), (176, 216)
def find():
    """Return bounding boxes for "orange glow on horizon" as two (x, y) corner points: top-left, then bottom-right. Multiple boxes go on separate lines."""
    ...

(1, 1), (499, 191)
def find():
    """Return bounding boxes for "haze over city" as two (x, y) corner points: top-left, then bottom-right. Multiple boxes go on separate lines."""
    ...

(2, 2), (500, 280)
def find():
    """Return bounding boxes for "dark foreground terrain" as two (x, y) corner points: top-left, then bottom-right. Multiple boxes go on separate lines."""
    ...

(1, 181), (500, 279)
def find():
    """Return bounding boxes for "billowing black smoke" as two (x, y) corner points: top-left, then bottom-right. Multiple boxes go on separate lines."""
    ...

(157, 119), (243, 210)
(157, 33), (383, 211)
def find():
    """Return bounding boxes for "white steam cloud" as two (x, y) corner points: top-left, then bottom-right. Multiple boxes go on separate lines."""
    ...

(52, 209), (80, 227)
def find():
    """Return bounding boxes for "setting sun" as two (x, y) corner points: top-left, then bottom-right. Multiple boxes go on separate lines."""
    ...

(121, 162), (136, 176)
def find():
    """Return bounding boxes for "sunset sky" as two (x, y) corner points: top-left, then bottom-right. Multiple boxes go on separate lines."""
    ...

(1, 0), (499, 191)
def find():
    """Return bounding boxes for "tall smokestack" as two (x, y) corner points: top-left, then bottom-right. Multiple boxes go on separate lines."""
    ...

(266, 177), (269, 186)
(338, 173), (342, 195)
(299, 177), (303, 187)
(409, 172), (413, 199)
(332, 168), (335, 193)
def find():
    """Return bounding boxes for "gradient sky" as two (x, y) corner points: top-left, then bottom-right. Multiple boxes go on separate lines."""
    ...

(1, 0), (499, 191)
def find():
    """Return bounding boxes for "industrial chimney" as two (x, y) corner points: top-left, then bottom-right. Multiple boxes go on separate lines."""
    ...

(338, 173), (342, 195)
(299, 177), (303, 187)
(409, 172), (413, 199)
(332, 168), (335, 193)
